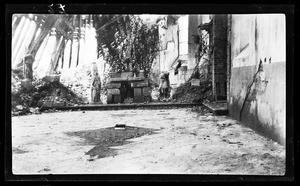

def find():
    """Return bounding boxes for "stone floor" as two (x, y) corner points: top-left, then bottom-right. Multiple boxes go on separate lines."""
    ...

(11, 107), (285, 175)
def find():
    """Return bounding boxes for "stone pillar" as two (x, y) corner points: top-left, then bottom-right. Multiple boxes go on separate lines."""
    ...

(84, 16), (98, 67)
(33, 33), (50, 69)
(21, 54), (34, 91)
(36, 27), (57, 78)
(23, 54), (34, 80)
(78, 26), (86, 66)
(47, 35), (63, 74)
(63, 38), (71, 69)
(70, 27), (79, 68)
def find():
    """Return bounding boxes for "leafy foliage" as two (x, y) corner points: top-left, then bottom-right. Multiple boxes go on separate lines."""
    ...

(95, 15), (160, 77)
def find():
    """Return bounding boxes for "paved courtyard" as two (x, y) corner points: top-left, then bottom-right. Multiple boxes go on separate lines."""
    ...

(11, 107), (285, 174)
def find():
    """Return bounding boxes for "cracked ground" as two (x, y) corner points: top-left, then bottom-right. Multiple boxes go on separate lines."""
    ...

(11, 107), (285, 174)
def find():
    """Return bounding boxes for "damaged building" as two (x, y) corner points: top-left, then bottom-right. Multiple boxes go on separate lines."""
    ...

(155, 14), (286, 145)
(11, 13), (286, 145)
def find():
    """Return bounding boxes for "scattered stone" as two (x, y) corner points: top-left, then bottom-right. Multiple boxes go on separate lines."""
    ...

(16, 105), (23, 111)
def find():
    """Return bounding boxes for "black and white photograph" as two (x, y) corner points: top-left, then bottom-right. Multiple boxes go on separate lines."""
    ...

(6, 3), (294, 181)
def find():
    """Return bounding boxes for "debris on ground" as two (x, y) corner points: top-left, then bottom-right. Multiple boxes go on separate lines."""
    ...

(12, 71), (85, 116)
(172, 80), (213, 103)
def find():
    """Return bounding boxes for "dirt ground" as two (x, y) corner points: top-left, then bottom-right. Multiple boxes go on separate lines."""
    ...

(11, 107), (285, 175)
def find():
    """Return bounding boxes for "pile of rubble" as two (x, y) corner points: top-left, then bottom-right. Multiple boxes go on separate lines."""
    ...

(172, 80), (213, 103)
(11, 73), (85, 116)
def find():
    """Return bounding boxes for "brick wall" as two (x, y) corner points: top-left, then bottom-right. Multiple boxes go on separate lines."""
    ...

(212, 15), (228, 100)
(227, 14), (232, 102)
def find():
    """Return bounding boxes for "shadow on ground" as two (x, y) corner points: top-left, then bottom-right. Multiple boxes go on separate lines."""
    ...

(66, 126), (159, 159)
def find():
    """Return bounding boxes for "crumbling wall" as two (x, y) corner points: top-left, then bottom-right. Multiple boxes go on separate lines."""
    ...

(229, 14), (286, 145)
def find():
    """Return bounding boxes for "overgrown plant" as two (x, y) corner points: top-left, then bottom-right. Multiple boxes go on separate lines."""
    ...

(96, 15), (160, 77)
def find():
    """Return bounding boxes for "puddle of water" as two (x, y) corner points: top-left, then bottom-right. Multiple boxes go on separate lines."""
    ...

(66, 126), (159, 159)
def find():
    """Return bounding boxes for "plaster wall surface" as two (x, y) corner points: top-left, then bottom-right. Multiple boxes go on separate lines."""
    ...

(229, 14), (286, 144)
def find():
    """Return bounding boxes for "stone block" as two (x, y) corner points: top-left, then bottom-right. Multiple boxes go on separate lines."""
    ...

(113, 95), (122, 103)
(191, 79), (200, 86)
(110, 77), (128, 82)
(37, 100), (44, 107)
(138, 70), (145, 78)
(107, 95), (113, 104)
(108, 72), (121, 78)
(128, 77), (144, 81)
(133, 88), (142, 97)
(134, 95), (144, 103)
(121, 72), (133, 78)
(106, 83), (121, 89)
(21, 79), (33, 90)
(142, 87), (152, 96)
(42, 75), (60, 83)
(16, 105), (24, 111)
(144, 96), (151, 102)
(107, 88), (120, 95)
(131, 79), (149, 88)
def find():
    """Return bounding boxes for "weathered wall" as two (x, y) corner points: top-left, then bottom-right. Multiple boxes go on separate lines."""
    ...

(185, 15), (201, 80)
(229, 14), (286, 145)
(212, 14), (228, 100)
(153, 15), (201, 87)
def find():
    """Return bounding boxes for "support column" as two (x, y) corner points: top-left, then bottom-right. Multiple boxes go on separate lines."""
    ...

(78, 16), (86, 67)
(70, 27), (79, 69)
(63, 37), (71, 69)
(36, 27), (57, 78)
(47, 35), (64, 74)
